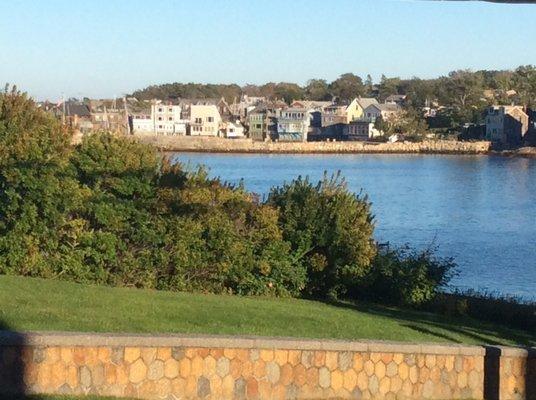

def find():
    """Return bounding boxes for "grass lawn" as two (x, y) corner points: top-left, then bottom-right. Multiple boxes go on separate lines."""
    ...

(0, 275), (533, 346)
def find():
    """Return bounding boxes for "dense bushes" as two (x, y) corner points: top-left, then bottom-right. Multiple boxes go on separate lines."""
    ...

(350, 245), (457, 306)
(267, 173), (376, 299)
(0, 89), (478, 313)
(0, 90), (307, 296)
(156, 163), (306, 296)
(0, 87), (80, 275)
(426, 291), (536, 333)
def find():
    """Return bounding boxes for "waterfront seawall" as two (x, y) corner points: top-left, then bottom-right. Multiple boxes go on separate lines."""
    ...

(134, 135), (492, 155)
(0, 331), (534, 399)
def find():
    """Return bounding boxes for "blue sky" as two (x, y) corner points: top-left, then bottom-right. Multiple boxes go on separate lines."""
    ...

(1, 0), (535, 100)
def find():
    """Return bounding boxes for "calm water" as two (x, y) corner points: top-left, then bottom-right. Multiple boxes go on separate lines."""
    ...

(171, 152), (536, 300)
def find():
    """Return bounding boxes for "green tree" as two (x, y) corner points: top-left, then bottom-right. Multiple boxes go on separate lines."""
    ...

(374, 116), (391, 136)
(445, 70), (485, 109)
(273, 83), (305, 104)
(0, 86), (81, 275)
(304, 79), (331, 101)
(268, 173), (376, 299)
(378, 75), (401, 101)
(329, 73), (364, 102)
(364, 74), (374, 97)
(157, 162), (306, 296)
(512, 65), (536, 106)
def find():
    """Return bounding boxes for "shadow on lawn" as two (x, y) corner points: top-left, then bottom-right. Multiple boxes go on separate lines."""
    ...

(326, 300), (536, 400)
(325, 299), (536, 347)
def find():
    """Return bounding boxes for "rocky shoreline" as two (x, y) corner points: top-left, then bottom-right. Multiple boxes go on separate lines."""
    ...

(135, 134), (494, 155)
(497, 146), (536, 158)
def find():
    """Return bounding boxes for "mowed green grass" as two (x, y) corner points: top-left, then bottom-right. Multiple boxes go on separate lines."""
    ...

(0, 275), (533, 346)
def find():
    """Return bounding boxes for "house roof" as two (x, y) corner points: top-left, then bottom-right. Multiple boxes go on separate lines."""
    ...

(291, 100), (332, 109)
(366, 103), (402, 113)
(356, 97), (379, 109)
(379, 103), (402, 112)
(65, 103), (91, 117)
(249, 105), (268, 114)
(179, 98), (219, 106)
(250, 100), (288, 113)
(385, 94), (407, 102)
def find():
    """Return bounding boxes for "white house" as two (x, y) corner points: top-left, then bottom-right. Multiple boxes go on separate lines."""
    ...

(151, 103), (187, 135)
(223, 120), (246, 138)
(131, 113), (153, 133)
(131, 102), (188, 135)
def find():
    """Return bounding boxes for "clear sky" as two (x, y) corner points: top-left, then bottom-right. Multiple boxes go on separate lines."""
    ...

(1, 0), (535, 100)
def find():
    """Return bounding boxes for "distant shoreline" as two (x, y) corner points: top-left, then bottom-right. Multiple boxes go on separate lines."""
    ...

(135, 134), (498, 156)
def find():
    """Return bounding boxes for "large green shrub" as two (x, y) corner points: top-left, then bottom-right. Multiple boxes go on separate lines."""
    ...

(157, 164), (306, 296)
(0, 86), (82, 275)
(64, 132), (306, 295)
(352, 245), (457, 306)
(267, 173), (376, 299)
(66, 132), (164, 287)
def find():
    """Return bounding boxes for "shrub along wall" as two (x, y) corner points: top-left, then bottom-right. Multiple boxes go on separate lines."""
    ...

(0, 332), (534, 400)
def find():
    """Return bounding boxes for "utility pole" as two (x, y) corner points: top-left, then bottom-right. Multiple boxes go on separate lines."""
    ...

(123, 96), (129, 135)
(104, 105), (109, 130)
(62, 93), (66, 126)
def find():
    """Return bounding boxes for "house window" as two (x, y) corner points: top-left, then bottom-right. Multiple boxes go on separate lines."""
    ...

(169, 117), (173, 121)
(158, 108), (163, 112)
(169, 108), (173, 112)
(207, 116), (214, 122)
(195, 118), (202, 124)
(158, 117), (163, 121)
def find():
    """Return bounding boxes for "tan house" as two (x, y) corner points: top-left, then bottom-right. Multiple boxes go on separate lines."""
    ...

(181, 97), (233, 121)
(189, 105), (222, 136)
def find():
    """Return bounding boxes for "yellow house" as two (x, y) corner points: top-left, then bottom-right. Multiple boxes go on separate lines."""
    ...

(321, 97), (379, 127)
(189, 105), (222, 136)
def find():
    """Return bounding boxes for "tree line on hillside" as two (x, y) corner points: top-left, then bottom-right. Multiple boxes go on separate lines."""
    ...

(131, 66), (536, 126)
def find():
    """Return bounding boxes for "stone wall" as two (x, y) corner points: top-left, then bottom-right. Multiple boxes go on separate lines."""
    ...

(134, 134), (491, 155)
(495, 347), (536, 400)
(0, 332), (534, 399)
